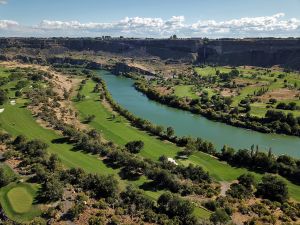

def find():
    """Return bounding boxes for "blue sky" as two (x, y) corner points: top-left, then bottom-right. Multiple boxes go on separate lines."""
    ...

(0, 0), (299, 37)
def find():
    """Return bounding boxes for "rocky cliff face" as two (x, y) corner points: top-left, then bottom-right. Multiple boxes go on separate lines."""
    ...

(1, 38), (299, 69)
(198, 39), (300, 70)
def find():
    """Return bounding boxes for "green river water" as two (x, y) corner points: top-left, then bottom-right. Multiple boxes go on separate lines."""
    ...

(99, 70), (300, 158)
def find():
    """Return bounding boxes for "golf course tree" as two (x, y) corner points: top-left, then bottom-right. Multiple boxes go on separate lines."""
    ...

(166, 126), (175, 138)
(15, 80), (29, 90)
(83, 174), (119, 199)
(217, 143), (300, 185)
(210, 208), (231, 225)
(38, 175), (64, 202)
(120, 185), (154, 212)
(76, 91), (85, 101)
(15, 90), (22, 97)
(125, 140), (144, 154)
(0, 167), (15, 187)
(68, 194), (88, 220)
(237, 173), (255, 189)
(85, 114), (96, 123)
(157, 192), (197, 225)
(256, 174), (289, 202)
(0, 89), (8, 105)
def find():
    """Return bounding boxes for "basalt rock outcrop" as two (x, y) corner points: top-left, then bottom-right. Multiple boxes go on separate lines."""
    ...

(0, 37), (299, 70)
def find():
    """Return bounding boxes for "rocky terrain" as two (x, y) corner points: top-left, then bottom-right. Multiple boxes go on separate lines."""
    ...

(1, 37), (300, 70)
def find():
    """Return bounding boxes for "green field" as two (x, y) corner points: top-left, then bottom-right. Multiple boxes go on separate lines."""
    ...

(0, 103), (117, 174)
(0, 182), (41, 222)
(0, 67), (10, 78)
(174, 85), (198, 99)
(194, 66), (232, 77)
(0, 163), (18, 180)
(74, 79), (300, 202)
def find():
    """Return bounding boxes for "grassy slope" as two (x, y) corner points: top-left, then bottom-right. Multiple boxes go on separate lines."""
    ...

(0, 182), (41, 222)
(0, 103), (115, 174)
(74, 80), (300, 201)
(0, 163), (18, 180)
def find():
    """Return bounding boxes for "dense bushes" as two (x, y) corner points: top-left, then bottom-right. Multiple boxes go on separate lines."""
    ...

(0, 89), (8, 105)
(276, 102), (300, 111)
(256, 175), (288, 202)
(219, 145), (300, 185)
(125, 140), (144, 153)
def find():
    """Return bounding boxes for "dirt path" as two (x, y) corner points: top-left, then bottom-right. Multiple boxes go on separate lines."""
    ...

(219, 181), (235, 196)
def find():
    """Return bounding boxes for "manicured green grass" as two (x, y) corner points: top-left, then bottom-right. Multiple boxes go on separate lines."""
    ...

(7, 187), (34, 213)
(74, 79), (300, 202)
(194, 66), (232, 77)
(0, 103), (117, 175)
(75, 80), (179, 161)
(0, 182), (41, 222)
(0, 67), (10, 78)
(193, 206), (211, 219)
(0, 163), (18, 180)
(174, 85), (198, 99)
(232, 85), (262, 107)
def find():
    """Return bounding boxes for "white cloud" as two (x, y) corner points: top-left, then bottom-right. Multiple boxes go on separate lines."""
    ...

(0, 0), (7, 4)
(190, 13), (300, 34)
(0, 20), (18, 29)
(0, 13), (299, 37)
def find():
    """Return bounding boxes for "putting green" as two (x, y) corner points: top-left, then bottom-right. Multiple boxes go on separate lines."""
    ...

(7, 187), (33, 213)
(0, 182), (41, 222)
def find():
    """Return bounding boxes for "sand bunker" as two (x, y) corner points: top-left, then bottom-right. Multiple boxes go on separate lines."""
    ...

(167, 157), (178, 165)
(10, 100), (16, 105)
(0, 108), (4, 113)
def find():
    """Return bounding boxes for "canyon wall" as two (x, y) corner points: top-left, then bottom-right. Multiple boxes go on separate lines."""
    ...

(0, 37), (299, 69)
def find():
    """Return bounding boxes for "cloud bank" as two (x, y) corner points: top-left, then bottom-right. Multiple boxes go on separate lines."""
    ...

(0, 0), (7, 4)
(0, 13), (299, 37)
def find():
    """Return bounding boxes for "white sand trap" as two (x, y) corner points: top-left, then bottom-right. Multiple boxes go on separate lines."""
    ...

(167, 157), (178, 165)
(0, 108), (4, 113)
(10, 100), (16, 105)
